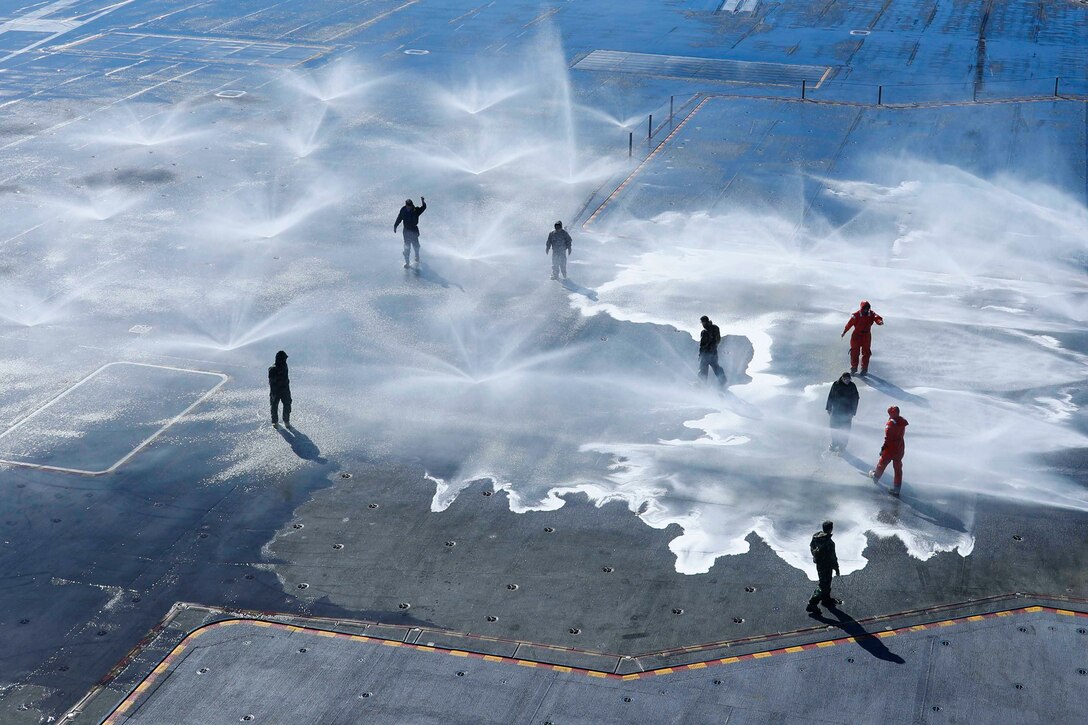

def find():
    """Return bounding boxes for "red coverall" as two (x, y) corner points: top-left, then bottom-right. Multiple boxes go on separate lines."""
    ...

(873, 408), (908, 488)
(842, 304), (883, 373)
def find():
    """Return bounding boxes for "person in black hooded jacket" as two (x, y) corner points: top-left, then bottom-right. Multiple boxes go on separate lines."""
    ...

(268, 350), (291, 428)
(394, 197), (426, 269)
(825, 371), (859, 452)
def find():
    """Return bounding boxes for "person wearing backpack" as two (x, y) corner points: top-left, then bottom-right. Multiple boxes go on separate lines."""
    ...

(806, 520), (840, 613)
(698, 315), (727, 389)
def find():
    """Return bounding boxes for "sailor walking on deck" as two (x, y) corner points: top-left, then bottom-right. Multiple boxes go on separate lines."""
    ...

(268, 350), (291, 429)
(394, 196), (427, 269)
(546, 221), (572, 280)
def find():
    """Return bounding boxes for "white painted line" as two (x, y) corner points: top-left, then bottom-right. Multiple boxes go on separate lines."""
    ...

(0, 361), (228, 477)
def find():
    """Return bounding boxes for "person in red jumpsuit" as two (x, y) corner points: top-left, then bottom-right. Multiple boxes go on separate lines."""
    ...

(841, 300), (883, 376)
(870, 406), (908, 495)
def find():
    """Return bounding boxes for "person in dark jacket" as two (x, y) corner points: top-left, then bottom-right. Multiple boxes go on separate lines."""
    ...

(546, 221), (573, 280)
(394, 197), (426, 269)
(806, 520), (841, 613)
(870, 405), (909, 495)
(698, 315), (727, 389)
(825, 372), (860, 453)
(268, 350), (291, 428)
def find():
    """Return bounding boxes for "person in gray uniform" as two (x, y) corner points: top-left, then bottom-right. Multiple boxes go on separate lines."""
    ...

(546, 221), (572, 280)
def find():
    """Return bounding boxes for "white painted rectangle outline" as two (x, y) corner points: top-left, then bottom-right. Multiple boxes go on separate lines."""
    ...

(0, 361), (228, 476)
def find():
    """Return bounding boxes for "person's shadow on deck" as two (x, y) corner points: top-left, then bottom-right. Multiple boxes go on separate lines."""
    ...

(862, 374), (929, 407)
(279, 426), (328, 464)
(809, 605), (906, 664)
(413, 262), (464, 291)
(559, 277), (598, 301)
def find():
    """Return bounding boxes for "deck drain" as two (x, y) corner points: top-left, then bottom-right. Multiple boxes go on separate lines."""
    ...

(368, 503), (379, 509)
(339, 472), (352, 479)
(333, 543), (344, 550)
(941, 640), (950, 646)
(713, 680), (722, 685)
(506, 584), (519, 591)
(456, 671), (466, 677)
(486, 615), (498, 622)
(1079, 669), (1087, 676)
(569, 628), (581, 635)
(19, 619), (29, 625)
(52, 518), (62, 523)
(603, 567), (614, 573)
(1078, 629), (1087, 635)
(623, 697), (632, 703)
(672, 608), (684, 615)
(931, 706), (941, 712)
(1018, 626), (1027, 633)
(198, 668), (209, 675)
(399, 602), (411, 609)
(297, 583), (309, 590)
(544, 527), (555, 533)
(298, 648), (307, 653)
(445, 541), (456, 547)
(1014, 683), (1024, 690)
(361, 692), (372, 698)
(198, 533), (209, 539)
(244, 574), (255, 580)
(58, 665), (69, 671)
(1012, 535), (1023, 541)
(292, 523), (304, 529)
(744, 586), (756, 593)
(846, 657), (854, 663)
(482, 490), (493, 496)
(732, 617), (744, 624)
(96, 630), (107, 637)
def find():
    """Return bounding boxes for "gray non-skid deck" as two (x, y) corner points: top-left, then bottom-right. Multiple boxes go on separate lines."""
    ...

(81, 601), (1088, 724)
(0, 0), (1085, 723)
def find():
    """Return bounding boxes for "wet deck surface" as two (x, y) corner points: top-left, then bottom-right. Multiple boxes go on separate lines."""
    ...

(0, 1), (1085, 722)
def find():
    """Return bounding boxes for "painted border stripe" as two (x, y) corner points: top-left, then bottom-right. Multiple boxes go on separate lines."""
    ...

(98, 603), (1086, 722)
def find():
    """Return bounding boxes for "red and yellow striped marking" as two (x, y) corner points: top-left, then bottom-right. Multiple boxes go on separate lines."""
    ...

(99, 605), (1086, 722)
(582, 95), (712, 231)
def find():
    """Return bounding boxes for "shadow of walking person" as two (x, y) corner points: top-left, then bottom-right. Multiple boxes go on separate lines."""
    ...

(414, 262), (464, 291)
(279, 427), (328, 464)
(559, 277), (598, 301)
(810, 606), (906, 663)
(861, 374), (929, 407)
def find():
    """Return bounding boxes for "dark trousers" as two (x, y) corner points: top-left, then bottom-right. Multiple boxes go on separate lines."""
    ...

(699, 351), (726, 387)
(551, 249), (568, 278)
(402, 229), (420, 264)
(808, 568), (835, 607)
(829, 414), (853, 451)
(270, 389), (291, 425)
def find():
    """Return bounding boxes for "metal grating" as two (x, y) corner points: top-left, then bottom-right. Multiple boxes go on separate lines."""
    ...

(573, 50), (832, 87)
